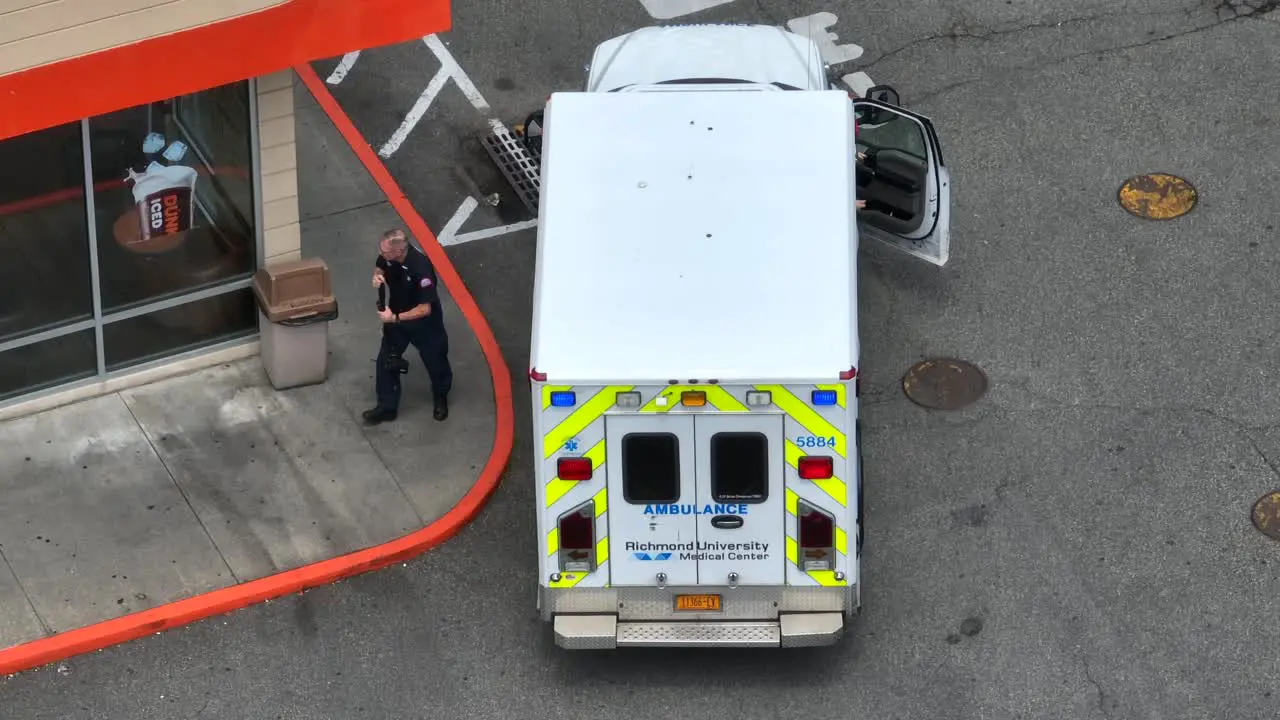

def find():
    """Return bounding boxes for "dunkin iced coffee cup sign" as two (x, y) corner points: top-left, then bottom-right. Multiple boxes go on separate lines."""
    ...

(127, 162), (199, 244)
(145, 186), (191, 237)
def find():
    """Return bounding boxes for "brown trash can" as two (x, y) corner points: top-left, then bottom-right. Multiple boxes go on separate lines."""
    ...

(251, 257), (339, 390)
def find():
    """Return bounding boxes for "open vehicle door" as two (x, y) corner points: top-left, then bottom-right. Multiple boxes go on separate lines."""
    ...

(851, 92), (951, 266)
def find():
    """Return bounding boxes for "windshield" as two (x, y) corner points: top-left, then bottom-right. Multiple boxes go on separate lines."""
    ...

(609, 78), (804, 92)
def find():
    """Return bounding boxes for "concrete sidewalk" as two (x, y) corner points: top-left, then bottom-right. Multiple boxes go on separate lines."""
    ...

(0, 73), (499, 653)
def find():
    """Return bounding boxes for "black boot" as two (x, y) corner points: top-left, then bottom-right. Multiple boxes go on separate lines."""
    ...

(433, 392), (449, 421)
(362, 406), (398, 425)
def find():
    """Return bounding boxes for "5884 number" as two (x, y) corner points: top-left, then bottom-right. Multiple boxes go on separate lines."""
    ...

(795, 435), (837, 448)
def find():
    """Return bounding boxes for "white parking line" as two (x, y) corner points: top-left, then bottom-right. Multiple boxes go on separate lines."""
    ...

(326, 52), (361, 84)
(422, 34), (491, 112)
(379, 67), (452, 158)
(379, 34), (493, 158)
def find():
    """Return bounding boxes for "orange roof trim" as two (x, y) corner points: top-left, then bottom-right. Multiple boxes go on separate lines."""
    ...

(0, 0), (452, 141)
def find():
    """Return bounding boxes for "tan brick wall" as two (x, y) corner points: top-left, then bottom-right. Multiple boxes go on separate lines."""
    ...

(0, 0), (289, 76)
(256, 70), (301, 265)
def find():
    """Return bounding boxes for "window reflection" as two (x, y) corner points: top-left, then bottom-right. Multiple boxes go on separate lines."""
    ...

(0, 122), (93, 343)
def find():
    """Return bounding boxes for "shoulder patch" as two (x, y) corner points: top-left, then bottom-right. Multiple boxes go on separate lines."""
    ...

(419, 277), (433, 288)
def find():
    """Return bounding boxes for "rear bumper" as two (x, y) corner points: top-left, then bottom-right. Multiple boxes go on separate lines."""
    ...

(540, 584), (858, 649)
(553, 612), (845, 649)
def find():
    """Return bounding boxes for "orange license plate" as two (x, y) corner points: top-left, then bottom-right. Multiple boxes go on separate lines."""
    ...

(675, 594), (722, 612)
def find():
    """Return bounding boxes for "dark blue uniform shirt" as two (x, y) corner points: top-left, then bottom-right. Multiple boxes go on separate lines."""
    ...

(379, 245), (441, 317)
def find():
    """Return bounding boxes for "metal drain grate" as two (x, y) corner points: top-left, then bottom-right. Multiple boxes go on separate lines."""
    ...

(479, 120), (541, 216)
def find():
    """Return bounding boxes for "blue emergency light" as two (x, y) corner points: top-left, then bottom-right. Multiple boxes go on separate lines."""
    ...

(811, 389), (838, 406)
(549, 391), (577, 407)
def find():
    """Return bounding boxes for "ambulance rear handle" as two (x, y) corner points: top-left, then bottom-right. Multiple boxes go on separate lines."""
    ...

(710, 515), (743, 529)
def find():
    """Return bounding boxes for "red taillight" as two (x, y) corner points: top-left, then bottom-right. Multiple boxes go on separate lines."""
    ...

(797, 499), (835, 571)
(839, 366), (858, 380)
(798, 456), (834, 479)
(556, 500), (597, 574)
(799, 510), (834, 549)
(529, 367), (547, 381)
(557, 457), (593, 481)
(559, 506), (594, 550)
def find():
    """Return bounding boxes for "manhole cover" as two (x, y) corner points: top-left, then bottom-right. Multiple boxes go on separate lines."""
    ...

(1252, 491), (1280, 541)
(1117, 173), (1198, 220)
(902, 358), (988, 410)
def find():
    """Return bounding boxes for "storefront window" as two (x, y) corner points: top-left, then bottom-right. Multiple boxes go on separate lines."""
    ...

(88, 82), (255, 313)
(0, 78), (261, 404)
(0, 122), (94, 343)
(103, 289), (257, 371)
(0, 331), (98, 402)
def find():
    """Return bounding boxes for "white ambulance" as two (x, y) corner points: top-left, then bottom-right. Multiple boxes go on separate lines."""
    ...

(526, 23), (952, 649)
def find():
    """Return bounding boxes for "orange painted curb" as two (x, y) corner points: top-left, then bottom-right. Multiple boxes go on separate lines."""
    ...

(0, 61), (515, 677)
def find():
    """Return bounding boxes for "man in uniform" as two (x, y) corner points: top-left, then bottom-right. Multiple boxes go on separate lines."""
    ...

(362, 228), (453, 425)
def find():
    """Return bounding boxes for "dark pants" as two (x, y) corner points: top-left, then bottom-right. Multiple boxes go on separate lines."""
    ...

(375, 316), (452, 411)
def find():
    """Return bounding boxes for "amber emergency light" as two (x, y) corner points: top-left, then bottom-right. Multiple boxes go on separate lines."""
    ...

(680, 390), (707, 406)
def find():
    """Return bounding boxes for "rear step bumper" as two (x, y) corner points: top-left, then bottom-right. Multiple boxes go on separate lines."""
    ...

(553, 613), (844, 649)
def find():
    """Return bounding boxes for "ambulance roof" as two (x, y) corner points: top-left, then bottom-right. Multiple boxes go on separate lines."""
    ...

(529, 88), (859, 383)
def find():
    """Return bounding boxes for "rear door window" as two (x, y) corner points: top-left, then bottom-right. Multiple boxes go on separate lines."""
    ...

(622, 432), (680, 504)
(710, 432), (768, 503)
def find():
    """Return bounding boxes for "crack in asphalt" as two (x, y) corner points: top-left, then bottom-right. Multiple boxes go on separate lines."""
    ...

(1081, 655), (1114, 719)
(857, 2), (1280, 106)
(908, 77), (986, 108)
(858, 5), (1200, 72)
(996, 377), (1280, 486)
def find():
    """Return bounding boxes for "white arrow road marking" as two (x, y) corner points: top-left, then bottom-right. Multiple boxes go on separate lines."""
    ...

(784, 12), (865, 64)
(450, 219), (539, 245)
(779, 12), (878, 93)
(437, 196), (479, 246)
(842, 71), (875, 96)
(438, 195), (538, 247)
(326, 52), (361, 84)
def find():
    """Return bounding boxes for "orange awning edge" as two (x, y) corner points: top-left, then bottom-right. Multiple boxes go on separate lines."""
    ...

(0, 0), (452, 141)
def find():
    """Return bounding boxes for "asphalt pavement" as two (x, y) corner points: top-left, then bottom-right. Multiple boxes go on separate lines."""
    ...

(4, 1), (1280, 719)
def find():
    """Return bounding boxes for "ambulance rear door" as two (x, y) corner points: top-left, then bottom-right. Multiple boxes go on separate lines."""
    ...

(605, 414), (699, 586)
(692, 413), (787, 586)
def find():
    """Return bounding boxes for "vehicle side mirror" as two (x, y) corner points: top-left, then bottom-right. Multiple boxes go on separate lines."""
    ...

(858, 85), (901, 126)
(865, 84), (900, 106)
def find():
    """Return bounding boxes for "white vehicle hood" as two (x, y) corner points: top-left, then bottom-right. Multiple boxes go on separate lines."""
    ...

(586, 24), (827, 92)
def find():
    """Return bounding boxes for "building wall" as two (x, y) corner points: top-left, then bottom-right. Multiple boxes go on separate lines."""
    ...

(256, 70), (302, 265)
(0, 0), (289, 77)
